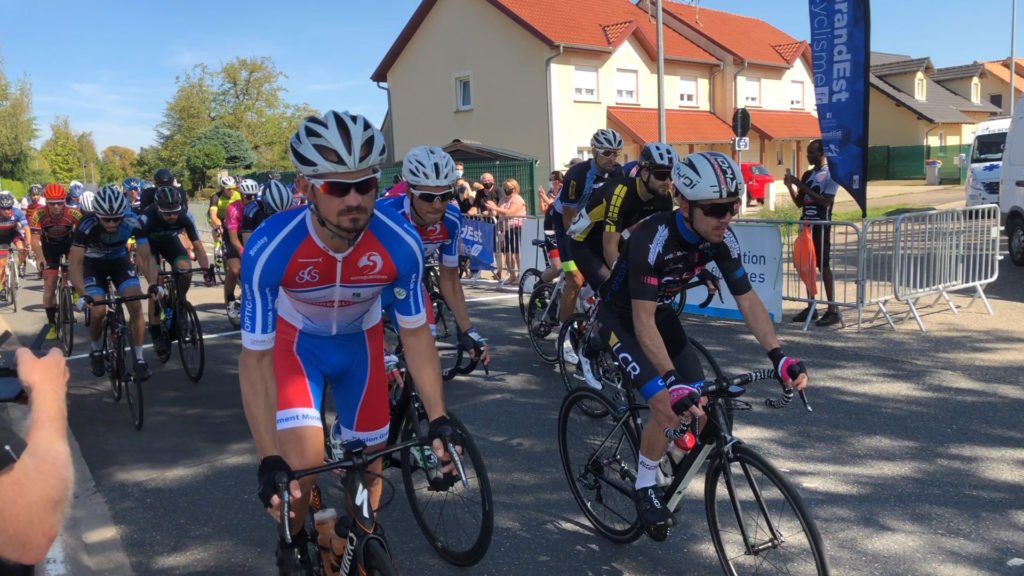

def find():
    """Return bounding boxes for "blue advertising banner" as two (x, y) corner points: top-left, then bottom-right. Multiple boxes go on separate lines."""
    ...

(459, 218), (495, 270)
(808, 0), (870, 217)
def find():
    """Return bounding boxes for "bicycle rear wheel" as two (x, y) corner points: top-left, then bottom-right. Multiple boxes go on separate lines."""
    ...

(358, 537), (398, 576)
(176, 301), (205, 382)
(120, 323), (144, 430)
(557, 388), (643, 543)
(432, 293), (451, 340)
(58, 286), (74, 357)
(400, 409), (493, 566)
(517, 268), (543, 323)
(525, 283), (558, 364)
(705, 443), (829, 575)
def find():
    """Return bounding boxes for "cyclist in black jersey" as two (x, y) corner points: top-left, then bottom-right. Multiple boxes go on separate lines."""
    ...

(240, 180), (294, 245)
(599, 151), (810, 539)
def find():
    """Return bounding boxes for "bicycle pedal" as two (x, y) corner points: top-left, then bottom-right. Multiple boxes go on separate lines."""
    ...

(646, 524), (671, 542)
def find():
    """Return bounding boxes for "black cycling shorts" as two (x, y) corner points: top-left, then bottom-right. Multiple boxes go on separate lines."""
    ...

(148, 235), (191, 267)
(810, 223), (832, 269)
(569, 238), (610, 291)
(223, 237), (241, 261)
(597, 305), (705, 402)
(83, 257), (141, 298)
(42, 242), (71, 270)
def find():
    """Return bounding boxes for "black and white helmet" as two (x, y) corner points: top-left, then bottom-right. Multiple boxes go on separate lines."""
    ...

(80, 190), (96, 213)
(239, 178), (260, 197)
(401, 146), (456, 187)
(672, 152), (743, 202)
(590, 128), (623, 151)
(639, 142), (679, 169)
(94, 186), (128, 216)
(0, 193), (14, 209)
(219, 175), (236, 189)
(289, 110), (387, 176)
(261, 180), (292, 215)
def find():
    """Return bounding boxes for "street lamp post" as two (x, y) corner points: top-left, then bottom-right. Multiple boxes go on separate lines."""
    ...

(1012, 0), (1017, 114)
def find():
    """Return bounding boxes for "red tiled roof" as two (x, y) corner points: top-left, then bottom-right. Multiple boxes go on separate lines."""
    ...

(372, 0), (719, 82)
(607, 106), (734, 144)
(747, 109), (821, 141)
(661, 2), (803, 67)
(772, 41), (806, 65)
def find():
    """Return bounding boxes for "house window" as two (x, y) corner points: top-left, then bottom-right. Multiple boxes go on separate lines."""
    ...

(679, 76), (698, 107)
(615, 69), (638, 103)
(938, 131), (946, 147)
(744, 78), (761, 106)
(455, 75), (472, 111)
(915, 76), (925, 100)
(991, 93), (1004, 109)
(971, 80), (980, 103)
(576, 147), (593, 160)
(574, 66), (598, 101)
(790, 81), (804, 109)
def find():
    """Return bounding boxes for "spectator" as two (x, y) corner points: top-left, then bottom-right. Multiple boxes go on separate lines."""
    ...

(454, 161), (465, 179)
(474, 172), (497, 216)
(0, 348), (73, 567)
(486, 178), (527, 286)
(785, 139), (841, 327)
(455, 178), (474, 214)
(537, 170), (563, 214)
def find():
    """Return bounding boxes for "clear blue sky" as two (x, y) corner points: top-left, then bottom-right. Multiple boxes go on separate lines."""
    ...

(0, 0), (1018, 152)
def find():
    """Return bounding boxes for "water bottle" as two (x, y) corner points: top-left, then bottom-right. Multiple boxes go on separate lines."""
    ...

(163, 305), (174, 332)
(384, 353), (402, 388)
(329, 514), (354, 576)
(313, 508), (340, 576)
(657, 429), (697, 486)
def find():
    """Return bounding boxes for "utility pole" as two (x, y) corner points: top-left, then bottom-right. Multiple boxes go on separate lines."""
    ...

(1012, 0), (1017, 114)
(656, 0), (666, 142)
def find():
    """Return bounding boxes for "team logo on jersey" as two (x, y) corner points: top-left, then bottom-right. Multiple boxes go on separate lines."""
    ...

(296, 265), (320, 284)
(424, 223), (443, 237)
(357, 252), (383, 275)
(393, 287), (407, 299)
(648, 225), (669, 266)
(567, 180), (577, 200)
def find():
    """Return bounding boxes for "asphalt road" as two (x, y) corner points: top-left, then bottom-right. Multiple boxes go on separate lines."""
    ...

(2, 199), (1022, 575)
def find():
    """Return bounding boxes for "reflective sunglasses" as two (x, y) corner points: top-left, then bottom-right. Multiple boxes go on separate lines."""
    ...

(99, 215), (124, 223)
(696, 200), (740, 219)
(650, 169), (672, 181)
(309, 175), (378, 198)
(597, 149), (619, 158)
(411, 187), (455, 203)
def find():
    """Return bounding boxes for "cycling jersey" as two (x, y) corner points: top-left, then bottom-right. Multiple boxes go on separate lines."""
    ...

(557, 159), (622, 263)
(139, 186), (185, 213)
(0, 215), (23, 252)
(72, 213), (144, 260)
(31, 207), (82, 245)
(224, 199), (249, 233)
(210, 190), (241, 221)
(9, 207), (28, 229)
(24, 200), (46, 229)
(376, 196), (462, 268)
(602, 211), (752, 314)
(799, 165), (838, 222)
(138, 204), (200, 266)
(240, 201), (270, 241)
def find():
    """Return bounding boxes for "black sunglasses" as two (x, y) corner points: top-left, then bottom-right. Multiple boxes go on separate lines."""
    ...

(310, 175), (378, 198)
(411, 188), (455, 203)
(650, 169), (672, 181)
(99, 215), (124, 223)
(696, 200), (740, 219)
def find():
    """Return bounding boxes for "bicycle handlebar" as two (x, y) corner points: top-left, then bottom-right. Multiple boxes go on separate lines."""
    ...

(702, 369), (812, 412)
(158, 267), (211, 276)
(83, 294), (151, 326)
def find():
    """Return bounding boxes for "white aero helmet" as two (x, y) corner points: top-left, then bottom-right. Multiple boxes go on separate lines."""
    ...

(80, 190), (96, 213)
(590, 128), (623, 151)
(672, 151), (743, 202)
(239, 178), (260, 196)
(94, 186), (128, 216)
(639, 142), (679, 169)
(289, 110), (387, 176)
(219, 175), (236, 189)
(261, 180), (292, 214)
(402, 146), (457, 187)
(68, 180), (84, 195)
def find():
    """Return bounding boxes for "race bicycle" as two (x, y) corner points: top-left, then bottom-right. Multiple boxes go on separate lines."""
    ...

(153, 268), (207, 382)
(86, 293), (151, 430)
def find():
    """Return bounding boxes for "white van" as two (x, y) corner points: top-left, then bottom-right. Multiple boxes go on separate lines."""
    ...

(963, 117), (1011, 207)
(997, 101), (1024, 265)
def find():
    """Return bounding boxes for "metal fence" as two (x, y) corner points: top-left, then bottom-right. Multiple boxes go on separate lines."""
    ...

(461, 214), (542, 286)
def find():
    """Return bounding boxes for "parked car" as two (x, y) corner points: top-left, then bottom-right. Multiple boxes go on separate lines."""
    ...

(741, 162), (774, 206)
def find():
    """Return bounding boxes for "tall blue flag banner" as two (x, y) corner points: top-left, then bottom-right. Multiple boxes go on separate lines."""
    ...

(459, 218), (495, 271)
(808, 0), (870, 217)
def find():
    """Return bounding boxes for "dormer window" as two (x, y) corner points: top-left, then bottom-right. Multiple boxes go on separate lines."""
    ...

(915, 75), (926, 100)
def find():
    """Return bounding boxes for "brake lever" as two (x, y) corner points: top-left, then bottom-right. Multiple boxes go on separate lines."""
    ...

(697, 270), (722, 309)
(445, 439), (469, 490)
(799, 390), (812, 412)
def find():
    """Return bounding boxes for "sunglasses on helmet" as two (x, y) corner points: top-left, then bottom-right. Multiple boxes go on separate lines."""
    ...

(696, 199), (740, 219)
(410, 187), (455, 203)
(597, 149), (619, 158)
(309, 174), (379, 198)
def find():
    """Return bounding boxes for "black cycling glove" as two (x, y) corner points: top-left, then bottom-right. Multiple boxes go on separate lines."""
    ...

(256, 455), (293, 509)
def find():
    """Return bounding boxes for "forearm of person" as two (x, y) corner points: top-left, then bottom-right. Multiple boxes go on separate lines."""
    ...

(68, 248), (87, 296)
(400, 324), (446, 421)
(0, 392), (73, 564)
(735, 291), (781, 352)
(633, 303), (674, 375)
(562, 206), (577, 230)
(440, 268), (472, 333)
(228, 229), (243, 253)
(31, 237), (43, 265)
(193, 242), (211, 269)
(239, 348), (279, 459)
(603, 232), (620, 269)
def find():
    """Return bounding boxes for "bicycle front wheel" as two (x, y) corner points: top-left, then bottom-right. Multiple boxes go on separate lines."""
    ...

(177, 301), (205, 382)
(122, 330), (143, 430)
(557, 388), (643, 543)
(359, 537), (398, 576)
(705, 443), (829, 575)
(58, 286), (74, 356)
(106, 321), (123, 403)
(525, 283), (558, 364)
(517, 268), (543, 323)
(400, 409), (493, 566)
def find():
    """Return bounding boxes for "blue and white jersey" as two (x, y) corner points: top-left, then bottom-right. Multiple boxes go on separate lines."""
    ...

(376, 196), (462, 268)
(71, 213), (144, 260)
(10, 207), (28, 228)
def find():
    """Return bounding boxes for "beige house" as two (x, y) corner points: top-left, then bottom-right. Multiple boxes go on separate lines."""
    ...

(372, 0), (824, 190)
(870, 53), (999, 149)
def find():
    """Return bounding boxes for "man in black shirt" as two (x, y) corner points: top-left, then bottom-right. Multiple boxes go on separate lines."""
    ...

(601, 151), (809, 540)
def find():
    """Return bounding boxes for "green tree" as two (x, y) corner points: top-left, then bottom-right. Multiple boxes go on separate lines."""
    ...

(0, 53), (37, 181)
(133, 145), (163, 181)
(156, 64), (216, 171)
(213, 57), (288, 167)
(76, 132), (100, 184)
(100, 145), (137, 183)
(184, 141), (225, 191)
(190, 125), (255, 169)
(39, 116), (79, 184)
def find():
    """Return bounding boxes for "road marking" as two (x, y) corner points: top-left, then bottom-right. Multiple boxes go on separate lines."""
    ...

(64, 329), (240, 361)
(465, 293), (518, 303)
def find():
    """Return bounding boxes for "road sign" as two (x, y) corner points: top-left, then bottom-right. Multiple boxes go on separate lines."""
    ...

(732, 108), (751, 138)
(734, 137), (750, 151)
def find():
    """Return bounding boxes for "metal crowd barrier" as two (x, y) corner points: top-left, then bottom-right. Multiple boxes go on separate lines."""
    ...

(460, 213), (542, 286)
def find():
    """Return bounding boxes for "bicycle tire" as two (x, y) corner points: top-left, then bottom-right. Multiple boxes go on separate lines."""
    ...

(525, 283), (558, 364)
(517, 268), (543, 323)
(122, 325), (143, 430)
(432, 294), (451, 340)
(8, 261), (16, 313)
(359, 537), (398, 576)
(58, 286), (74, 357)
(400, 409), (493, 566)
(705, 443), (829, 576)
(106, 319), (123, 403)
(177, 301), (205, 382)
(557, 388), (644, 543)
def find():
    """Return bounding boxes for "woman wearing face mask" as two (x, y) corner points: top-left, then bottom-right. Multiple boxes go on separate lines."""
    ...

(455, 178), (473, 214)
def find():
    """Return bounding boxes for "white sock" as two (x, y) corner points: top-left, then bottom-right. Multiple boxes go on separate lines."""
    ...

(91, 339), (102, 352)
(636, 455), (661, 490)
(133, 346), (144, 362)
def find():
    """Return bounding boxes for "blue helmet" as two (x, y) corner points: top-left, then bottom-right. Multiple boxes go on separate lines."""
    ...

(122, 177), (142, 191)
